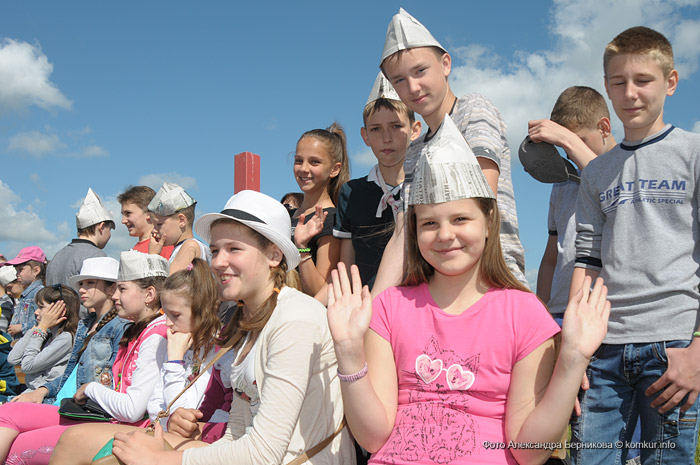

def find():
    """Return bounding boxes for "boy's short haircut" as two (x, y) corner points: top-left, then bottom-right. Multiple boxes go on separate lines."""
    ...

(117, 185), (157, 211)
(604, 26), (674, 78)
(550, 86), (610, 131)
(77, 220), (116, 237)
(363, 98), (416, 126)
(380, 46), (446, 74)
(178, 204), (196, 226)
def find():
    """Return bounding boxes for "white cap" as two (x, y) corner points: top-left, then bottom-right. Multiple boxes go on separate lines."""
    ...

(0, 266), (17, 287)
(381, 8), (446, 64)
(148, 183), (196, 217)
(76, 188), (114, 229)
(117, 250), (169, 282)
(195, 190), (300, 269)
(68, 257), (120, 289)
(366, 72), (401, 105)
(409, 115), (495, 205)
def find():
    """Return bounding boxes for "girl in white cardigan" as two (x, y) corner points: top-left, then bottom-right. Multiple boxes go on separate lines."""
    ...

(107, 190), (355, 465)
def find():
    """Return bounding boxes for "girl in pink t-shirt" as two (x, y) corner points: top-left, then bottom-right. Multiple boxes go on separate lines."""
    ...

(328, 194), (610, 464)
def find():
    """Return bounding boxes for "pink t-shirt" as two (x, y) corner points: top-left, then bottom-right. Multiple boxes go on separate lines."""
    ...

(369, 284), (560, 465)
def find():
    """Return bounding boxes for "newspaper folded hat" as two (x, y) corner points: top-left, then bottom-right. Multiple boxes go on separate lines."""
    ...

(518, 137), (580, 184)
(0, 266), (17, 287)
(76, 188), (114, 229)
(366, 72), (401, 105)
(117, 250), (169, 282)
(409, 115), (495, 205)
(148, 182), (196, 217)
(381, 8), (446, 64)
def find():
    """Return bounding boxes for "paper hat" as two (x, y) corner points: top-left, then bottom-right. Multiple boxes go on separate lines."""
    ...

(0, 266), (17, 287)
(68, 257), (120, 289)
(366, 72), (401, 105)
(117, 250), (169, 282)
(409, 115), (495, 205)
(148, 182), (196, 217)
(381, 8), (446, 64)
(76, 188), (114, 229)
(195, 190), (300, 269)
(5, 246), (47, 265)
(518, 137), (581, 184)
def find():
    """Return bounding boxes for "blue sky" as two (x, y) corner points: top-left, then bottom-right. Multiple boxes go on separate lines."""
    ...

(2, 0), (699, 288)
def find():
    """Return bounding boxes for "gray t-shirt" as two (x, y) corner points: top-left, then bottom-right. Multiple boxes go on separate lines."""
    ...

(46, 238), (105, 319)
(546, 179), (580, 315)
(575, 125), (700, 343)
(404, 94), (527, 285)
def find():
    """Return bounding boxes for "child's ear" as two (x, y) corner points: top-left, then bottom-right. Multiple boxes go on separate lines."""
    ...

(597, 117), (612, 138)
(144, 286), (158, 307)
(666, 69), (679, 96)
(360, 127), (371, 147)
(178, 213), (188, 229)
(441, 52), (452, 78)
(410, 120), (422, 141)
(329, 161), (342, 178)
(266, 246), (283, 268)
(31, 265), (41, 277)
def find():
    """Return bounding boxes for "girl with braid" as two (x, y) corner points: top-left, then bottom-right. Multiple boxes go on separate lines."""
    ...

(107, 191), (355, 465)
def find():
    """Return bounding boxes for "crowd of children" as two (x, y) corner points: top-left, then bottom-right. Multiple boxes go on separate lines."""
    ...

(0, 9), (696, 465)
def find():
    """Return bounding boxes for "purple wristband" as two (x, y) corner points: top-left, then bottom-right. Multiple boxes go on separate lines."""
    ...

(337, 362), (368, 382)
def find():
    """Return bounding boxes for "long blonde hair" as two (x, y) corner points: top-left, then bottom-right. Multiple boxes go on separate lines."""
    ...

(402, 198), (528, 292)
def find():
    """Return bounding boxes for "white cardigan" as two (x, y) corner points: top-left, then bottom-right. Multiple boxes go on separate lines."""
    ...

(183, 287), (355, 465)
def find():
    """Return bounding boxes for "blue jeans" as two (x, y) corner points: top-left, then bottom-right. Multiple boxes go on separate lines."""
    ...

(571, 341), (700, 465)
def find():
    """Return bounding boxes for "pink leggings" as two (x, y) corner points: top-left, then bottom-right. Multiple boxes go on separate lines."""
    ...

(0, 402), (82, 465)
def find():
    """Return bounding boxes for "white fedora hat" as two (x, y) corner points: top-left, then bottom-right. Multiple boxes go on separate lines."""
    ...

(69, 257), (120, 289)
(195, 190), (300, 269)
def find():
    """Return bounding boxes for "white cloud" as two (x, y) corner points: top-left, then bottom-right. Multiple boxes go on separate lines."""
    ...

(138, 173), (199, 191)
(65, 145), (108, 158)
(692, 121), (700, 133)
(0, 180), (57, 243)
(350, 148), (376, 170)
(0, 38), (72, 113)
(8, 130), (65, 157)
(448, 0), (700, 152)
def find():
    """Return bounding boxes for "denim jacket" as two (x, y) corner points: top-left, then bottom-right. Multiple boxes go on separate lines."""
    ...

(10, 279), (43, 337)
(43, 311), (129, 404)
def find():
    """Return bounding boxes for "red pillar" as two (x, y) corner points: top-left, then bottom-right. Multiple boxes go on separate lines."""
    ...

(234, 152), (260, 193)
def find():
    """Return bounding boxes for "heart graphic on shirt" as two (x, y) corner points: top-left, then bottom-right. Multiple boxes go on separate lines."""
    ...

(446, 364), (475, 390)
(415, 354), (443, 384)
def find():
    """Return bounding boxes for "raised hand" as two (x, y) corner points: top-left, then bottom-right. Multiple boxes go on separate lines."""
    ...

(37, 300), (67, 332)
(327, 263), (372, 357)
(295, 205), (327, 248)
(561, 276), (610, 361)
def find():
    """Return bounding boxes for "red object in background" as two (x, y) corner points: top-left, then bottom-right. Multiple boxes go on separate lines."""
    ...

(234, 152), (260, 193)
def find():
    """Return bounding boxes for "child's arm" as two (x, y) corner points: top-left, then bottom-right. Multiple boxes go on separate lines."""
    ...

(295, 207), (341, 295)
(506, 277), (610, 464)
(528, 119), (597, 170)
(536, 235), (558, 304)
(371, 211), (405, 299)
(169, 240), (201, 275)
(327, 264), (398, 452)
(83, 334), (168, 422)
(339, 239), (355, 270)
